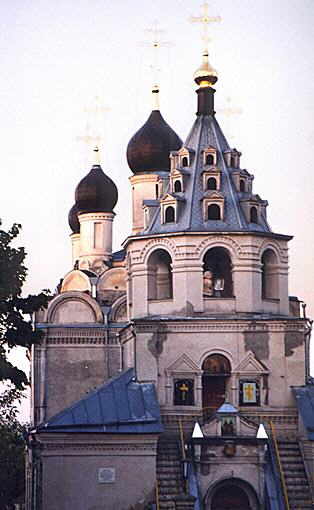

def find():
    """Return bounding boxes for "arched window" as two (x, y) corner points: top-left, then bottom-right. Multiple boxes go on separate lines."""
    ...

(155, 184), (159, 198)
(182, 156), (188, 167)
(206, 153), (214, 165)
(174, 180), (182, 192)
(230, 156), (235, 167)
(165, 206), (175, 223)
(240, 179), (245, 192)
(207, 177), (217, 190)
(147, 249), (173, 300)
(261, 249), (279, 299)
(250, 206), (258, 223)
(207, 204), (221, 220)
(203, 247), (233, 297)
(202, 354), (231, 418)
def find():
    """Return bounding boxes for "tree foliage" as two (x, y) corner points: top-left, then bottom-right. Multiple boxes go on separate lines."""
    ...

(0, 221), (50, 389)
(0, 387), (26, 509)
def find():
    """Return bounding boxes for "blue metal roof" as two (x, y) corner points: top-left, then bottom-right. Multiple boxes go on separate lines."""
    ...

(143, 113), (271, 235)
(38, 368), (163, 434)
(292, 385), (314, 440)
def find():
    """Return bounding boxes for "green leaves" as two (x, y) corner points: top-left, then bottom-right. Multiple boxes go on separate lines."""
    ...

(0, 221), (50, 390)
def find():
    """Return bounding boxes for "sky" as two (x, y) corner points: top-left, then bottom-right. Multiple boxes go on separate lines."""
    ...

(1, 0), (314, 420)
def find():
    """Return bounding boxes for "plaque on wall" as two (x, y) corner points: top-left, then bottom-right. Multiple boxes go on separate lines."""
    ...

(98, 467), (115, 484)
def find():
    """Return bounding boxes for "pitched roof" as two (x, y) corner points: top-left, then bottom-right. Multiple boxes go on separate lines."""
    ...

(143, 114), (271, 235)
(37, 368), (163, 434)
(292, 385), (314, 440)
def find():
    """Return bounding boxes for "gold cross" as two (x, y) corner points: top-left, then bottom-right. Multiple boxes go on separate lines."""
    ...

(76, 96), (110, 165)
(141, 21), (173, 86)
(190, 2), (221, 50)
(179, 383), (189, 400)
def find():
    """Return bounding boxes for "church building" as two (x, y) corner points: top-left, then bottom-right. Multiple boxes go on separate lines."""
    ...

(26, 14), (314, 510)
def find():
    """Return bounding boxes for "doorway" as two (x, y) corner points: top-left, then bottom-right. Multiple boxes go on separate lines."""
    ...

(211, 485), (251, 510)
(202, 354), (231, 420)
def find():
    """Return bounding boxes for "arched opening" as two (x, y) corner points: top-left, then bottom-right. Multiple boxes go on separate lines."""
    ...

(155, 183), (159, 198)
(230, 156), (236, 167)
(202, 354), (231, 419)
(207, 204), (221, 220)
(211, 484), (251, 510)
(240, 179), (245, 192)
(147, 249), (173, 300)
(206, 153), (214, 165)
(250, 206), (258, 224)
(207, 177), (217, 190)
(174, 180), (182, 192)
(182, 156), (188, 167)
(207, 478), (260, 510)
(203, 247), (233, 297)
(165, 206), (175, 223)
(261, 249), (279, 299)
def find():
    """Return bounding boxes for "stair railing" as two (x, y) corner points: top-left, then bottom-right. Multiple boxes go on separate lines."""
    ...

(155, 480), (160, 510)
(269, 421), (291, 510)
(178, 417), (188, 493)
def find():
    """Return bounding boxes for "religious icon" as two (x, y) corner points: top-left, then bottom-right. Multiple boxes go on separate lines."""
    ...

(174, 379), (194, 405)
(240, 380), (259, 405)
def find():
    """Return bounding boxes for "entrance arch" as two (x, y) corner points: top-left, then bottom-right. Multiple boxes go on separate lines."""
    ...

(202, 354), (231, 419)
(206, 478), (260, 510)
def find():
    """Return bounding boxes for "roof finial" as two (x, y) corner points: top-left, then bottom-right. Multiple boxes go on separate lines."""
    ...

(141, 21), (172, 110)
(93, 145), (101, 166)
(76, 96), (109, 167)
(190, 2), (221, 87)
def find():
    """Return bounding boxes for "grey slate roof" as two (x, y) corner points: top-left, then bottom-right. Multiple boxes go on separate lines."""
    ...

(292, 385), (314, 440)
(143, 114), (271, 235)
(37, 368), (163, 434)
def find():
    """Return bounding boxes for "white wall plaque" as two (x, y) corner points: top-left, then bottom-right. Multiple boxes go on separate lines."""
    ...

(98, 467), (115, 484)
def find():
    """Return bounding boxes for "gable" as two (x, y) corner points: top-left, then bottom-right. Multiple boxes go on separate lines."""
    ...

(166, 353), (201, 374)
(234, 351), (269, 375)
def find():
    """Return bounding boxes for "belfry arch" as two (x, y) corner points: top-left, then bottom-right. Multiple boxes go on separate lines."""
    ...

(203, 247), (233, 297)
(147, 248), (173, 300)
(261, 248), (279, 299)
(202, 354), (231, 419)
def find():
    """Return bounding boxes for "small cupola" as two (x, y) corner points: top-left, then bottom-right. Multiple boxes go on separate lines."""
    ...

(75, 148), (118, 214)
(68, 203), (80, 233)
(126, 86), (182, 174)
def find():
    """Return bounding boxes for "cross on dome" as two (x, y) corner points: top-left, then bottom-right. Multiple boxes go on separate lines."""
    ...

(190, 2), (221, 52)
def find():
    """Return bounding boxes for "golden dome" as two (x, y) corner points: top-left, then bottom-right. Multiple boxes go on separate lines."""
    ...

(193, 50), (218, 87)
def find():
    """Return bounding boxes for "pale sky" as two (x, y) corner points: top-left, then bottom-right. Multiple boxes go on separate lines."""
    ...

(1, 0), (314, 420)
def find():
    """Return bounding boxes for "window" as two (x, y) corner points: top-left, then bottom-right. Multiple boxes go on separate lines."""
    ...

(174, 379), (194, 405)
(207, 177), (217, 190)
(240, 179), (245, 192)
(208, 204), (221, 220)
(182, 156), (188, 167)
(239, 380), (260, 406)
(155, 184), (159, 198)
(174, 180), (182, 192)
(206, 153), (214, 165)
(165, 206), (175, 223)
(250, 206), (258, 223)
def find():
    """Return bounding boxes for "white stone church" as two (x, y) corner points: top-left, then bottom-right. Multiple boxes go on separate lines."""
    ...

(26, 24), (314, 510)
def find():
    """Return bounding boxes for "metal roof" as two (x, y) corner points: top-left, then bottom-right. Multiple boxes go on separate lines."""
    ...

(292, 385), (314, 440)
(37, 368), (163, 434)
(142, 113), (271, 235)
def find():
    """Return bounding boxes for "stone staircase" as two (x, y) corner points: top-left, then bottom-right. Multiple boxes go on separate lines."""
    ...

(156, 435), (185, 509)
(278, 440), (314, 509)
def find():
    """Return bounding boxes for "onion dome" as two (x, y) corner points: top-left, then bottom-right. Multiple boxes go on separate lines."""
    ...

(126, 87), (182, 174)
(194, 50), (218, 87)
(68, 203), (80, 233)
(75, 163), (118, 214)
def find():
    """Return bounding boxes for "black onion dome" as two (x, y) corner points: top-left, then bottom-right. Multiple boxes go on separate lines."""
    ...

(127, 110), (182, 173)
(68, 203), (80, 233)
(75, 165), (118, 214)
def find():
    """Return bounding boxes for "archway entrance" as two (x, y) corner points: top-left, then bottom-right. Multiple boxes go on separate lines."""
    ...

(202, 354), (231, 420)
(211, 485), (251, 510)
